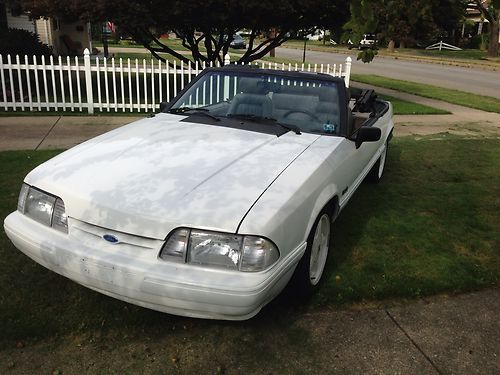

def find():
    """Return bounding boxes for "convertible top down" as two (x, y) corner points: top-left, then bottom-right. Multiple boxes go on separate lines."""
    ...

(4, 66), (394, 320)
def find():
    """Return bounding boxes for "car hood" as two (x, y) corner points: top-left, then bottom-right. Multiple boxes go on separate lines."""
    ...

(26, 114), (320, 239)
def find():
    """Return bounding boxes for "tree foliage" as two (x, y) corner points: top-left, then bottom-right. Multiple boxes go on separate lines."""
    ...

(473, 0), (499, 57)
(346, 0), (468, 48)
(19, 0), (349, 64)
(0, 27), (53, 57)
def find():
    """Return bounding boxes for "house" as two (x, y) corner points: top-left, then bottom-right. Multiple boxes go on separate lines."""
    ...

(464, 0), (500, 42)
(1, 4), (92, 56)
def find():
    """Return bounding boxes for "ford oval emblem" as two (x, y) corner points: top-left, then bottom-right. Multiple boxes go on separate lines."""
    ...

(103, 234), (119, 244)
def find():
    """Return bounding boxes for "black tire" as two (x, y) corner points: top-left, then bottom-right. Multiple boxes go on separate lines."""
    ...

(293, 209), (332, 294)
(366, 141), (388, 183)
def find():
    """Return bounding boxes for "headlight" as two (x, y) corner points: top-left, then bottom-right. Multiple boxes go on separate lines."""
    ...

(17, 183), (68, 233)
(160, 228), (279, 272)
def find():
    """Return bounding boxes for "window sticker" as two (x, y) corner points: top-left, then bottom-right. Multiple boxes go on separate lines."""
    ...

(323, 121), (336, 133)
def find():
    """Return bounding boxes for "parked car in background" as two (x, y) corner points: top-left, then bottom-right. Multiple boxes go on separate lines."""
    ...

(305, 29), (325, 41)
(359, 33), (377, 49)
(4, 66), (393, 321)
(230, 34), (246, 49)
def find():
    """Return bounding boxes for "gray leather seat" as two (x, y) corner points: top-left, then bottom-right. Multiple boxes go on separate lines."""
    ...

(227, 78), (272, 118)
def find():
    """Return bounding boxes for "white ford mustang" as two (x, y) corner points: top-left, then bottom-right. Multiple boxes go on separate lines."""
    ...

(4, 66), (393, 320)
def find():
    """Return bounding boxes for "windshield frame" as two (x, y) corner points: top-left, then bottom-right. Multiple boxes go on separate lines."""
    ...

(162, 66), (348, 137)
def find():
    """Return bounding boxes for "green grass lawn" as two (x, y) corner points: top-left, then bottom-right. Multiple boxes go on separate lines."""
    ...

(111, 51), (246, 65)
(0, 135), (498, 347)
(282, 39), (499, 61)
(112, 52), (186, 62)
(351, 74), (500, 114)
(319, 135), (499, 304)
(396, 48), (494, 60)
(93, 38), (188, 50)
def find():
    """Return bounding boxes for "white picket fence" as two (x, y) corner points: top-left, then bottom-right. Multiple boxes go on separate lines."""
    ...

(0, 48), (352, 114)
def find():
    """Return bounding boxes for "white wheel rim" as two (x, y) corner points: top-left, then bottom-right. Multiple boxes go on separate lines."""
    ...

(378, 144), (387, 178)
(309, 214), (331, 286)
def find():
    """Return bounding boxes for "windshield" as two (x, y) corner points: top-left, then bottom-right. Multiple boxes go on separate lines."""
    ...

(169, 71), (341, 135)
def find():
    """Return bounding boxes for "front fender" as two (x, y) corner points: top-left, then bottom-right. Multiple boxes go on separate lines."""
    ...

(237, 147), (339, 260)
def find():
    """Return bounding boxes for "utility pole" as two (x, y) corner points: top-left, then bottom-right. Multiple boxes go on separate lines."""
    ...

(302, 37), (307, 63)
(102, 22), (110, 58)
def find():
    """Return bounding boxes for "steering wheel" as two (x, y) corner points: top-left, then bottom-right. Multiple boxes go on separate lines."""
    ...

(283, 109), (321, 122)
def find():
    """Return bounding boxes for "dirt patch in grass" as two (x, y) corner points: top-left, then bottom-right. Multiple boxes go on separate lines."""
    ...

(395, 120), (500, 138)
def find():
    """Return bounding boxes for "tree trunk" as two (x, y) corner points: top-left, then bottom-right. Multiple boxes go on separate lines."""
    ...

(487, 19), (499, 57)
(103, 36), (109, 58)
(388, 40), (395, 52)
(0, 5), (7, 32)
(269, 28), (276, 57)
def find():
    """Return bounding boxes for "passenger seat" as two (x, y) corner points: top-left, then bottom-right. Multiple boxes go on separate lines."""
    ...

(227, 78), (272, 118)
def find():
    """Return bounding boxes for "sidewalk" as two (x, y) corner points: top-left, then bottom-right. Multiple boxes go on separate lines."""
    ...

(293, 288), (499, 374)
(0, 115), (141, 151)
(1, 289), (498, 373)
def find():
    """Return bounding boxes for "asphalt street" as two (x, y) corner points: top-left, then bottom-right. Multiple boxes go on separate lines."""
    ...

(107, 45), (499, 99)
(275, 47), (500, 99)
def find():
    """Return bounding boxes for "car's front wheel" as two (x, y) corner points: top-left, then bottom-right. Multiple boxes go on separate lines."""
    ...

(294, 209), (332, 293)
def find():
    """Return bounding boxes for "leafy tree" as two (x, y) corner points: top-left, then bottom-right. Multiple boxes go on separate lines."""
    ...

(346, 0), (468, 51)
(19, 0), (349, 65)
(473, 0), (499, 56)
(0, 28), (53, 57)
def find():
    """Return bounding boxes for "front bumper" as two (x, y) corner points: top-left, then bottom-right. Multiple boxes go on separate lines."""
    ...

(4, 212), (305, 320)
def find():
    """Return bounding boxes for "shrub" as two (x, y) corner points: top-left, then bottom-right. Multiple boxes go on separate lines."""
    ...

(0, 28), (53, 58)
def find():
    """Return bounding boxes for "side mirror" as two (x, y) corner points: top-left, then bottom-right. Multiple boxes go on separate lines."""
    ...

(159, 101), (169, 113)
(355, 126), (381, 148)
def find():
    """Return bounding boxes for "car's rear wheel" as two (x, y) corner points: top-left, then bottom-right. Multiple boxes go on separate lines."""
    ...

(294, 209), (332, 293)
(367, 141), (388, 183)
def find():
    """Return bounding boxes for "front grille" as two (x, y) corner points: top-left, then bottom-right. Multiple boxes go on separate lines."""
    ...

(69, 218), (164, 257)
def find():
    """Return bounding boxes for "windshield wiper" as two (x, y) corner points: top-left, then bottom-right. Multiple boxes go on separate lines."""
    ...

(226, 114), (301, 135)
(169, 106), (209, 113)
(169, 107), (220, 121)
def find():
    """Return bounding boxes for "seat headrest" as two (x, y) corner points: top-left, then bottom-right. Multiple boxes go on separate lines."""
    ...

(272, 93), (310, 110)
(238, 77), (269, 94)
(318, 86), (339, 102)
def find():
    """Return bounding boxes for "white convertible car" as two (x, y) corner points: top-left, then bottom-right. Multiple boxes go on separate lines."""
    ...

(4, 66), (393, 320)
